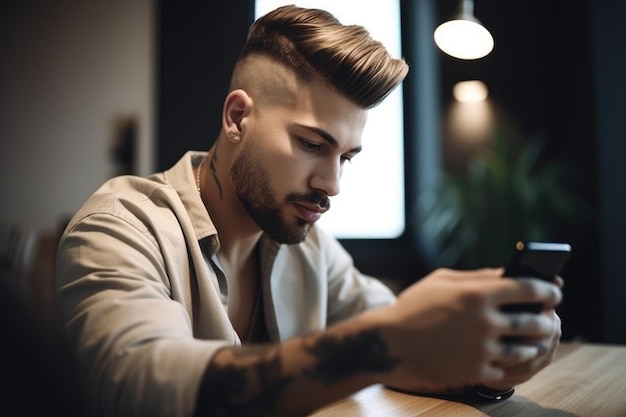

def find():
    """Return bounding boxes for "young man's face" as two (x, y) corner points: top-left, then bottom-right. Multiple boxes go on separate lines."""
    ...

(231, 78), (367, 244)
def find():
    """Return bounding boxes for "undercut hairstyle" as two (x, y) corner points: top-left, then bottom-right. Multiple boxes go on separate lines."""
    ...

(234, 5), (409, 109)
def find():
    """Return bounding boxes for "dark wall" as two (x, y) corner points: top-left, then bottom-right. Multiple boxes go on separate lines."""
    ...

(593, 1), (626, 344)
(156, 0), (254, 170)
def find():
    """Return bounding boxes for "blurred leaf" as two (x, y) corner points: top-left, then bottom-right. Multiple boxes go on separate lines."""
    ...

(416, 131), (590, 269)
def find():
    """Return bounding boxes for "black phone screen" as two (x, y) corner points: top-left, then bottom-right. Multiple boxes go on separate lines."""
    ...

(503, 241), (572, 281)
(502, 241), (572, 312)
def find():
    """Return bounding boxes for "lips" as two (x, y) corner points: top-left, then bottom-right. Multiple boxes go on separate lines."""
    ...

(292, 202), (326, 223)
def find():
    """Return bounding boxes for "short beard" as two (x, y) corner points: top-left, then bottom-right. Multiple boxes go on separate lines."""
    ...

(230, 148), (330, 244)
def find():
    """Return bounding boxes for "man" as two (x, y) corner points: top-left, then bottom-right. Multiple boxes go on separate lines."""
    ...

(55, 5), (562, 417)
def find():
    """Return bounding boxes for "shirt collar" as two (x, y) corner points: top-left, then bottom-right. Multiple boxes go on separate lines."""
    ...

(162, 151), (218, 243)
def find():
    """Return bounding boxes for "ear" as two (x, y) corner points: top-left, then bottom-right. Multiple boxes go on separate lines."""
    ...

(222, 89), (252, 144)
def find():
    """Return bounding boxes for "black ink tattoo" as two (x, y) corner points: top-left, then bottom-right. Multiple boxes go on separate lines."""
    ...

(195, 330), (399, 416)
(196, 345), (293, 417)
(303, 329), (400, 385)
(210, 138), (223, 199)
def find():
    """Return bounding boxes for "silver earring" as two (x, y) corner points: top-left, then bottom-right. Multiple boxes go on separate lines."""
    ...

(228, 132), (240, 142)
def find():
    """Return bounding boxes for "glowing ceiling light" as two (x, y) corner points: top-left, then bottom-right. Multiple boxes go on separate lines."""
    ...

(453, 80), (489, 102)
(434, 0), (494, 60)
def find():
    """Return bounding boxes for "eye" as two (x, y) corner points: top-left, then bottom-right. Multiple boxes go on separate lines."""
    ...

(341, 155), (353, 164)
(299, 138), (321, 153)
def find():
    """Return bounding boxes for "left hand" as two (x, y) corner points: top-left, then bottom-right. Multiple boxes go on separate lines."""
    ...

(400, 307), (562, 396)
(483, 275), (564, 390)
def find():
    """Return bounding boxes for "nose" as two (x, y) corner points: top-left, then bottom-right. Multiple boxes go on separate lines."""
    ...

(310, 159), (341, 197)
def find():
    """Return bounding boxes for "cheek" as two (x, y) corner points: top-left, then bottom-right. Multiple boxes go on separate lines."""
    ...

(269, 155), (310, 192)
(245, 116), (312, 189)
(254, 139), (311, 188)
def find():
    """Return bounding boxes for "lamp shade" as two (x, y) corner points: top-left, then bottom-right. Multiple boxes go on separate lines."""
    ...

(434, 1), (494, 60)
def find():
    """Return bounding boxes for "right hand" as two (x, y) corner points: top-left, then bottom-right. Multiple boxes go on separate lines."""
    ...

(374, 268), (562, 392)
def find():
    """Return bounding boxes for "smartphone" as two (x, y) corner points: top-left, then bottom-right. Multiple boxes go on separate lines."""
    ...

(501, 241), (572, 312)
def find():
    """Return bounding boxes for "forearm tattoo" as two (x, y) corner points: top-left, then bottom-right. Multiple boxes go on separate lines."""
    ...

(198, 345), (292, 416)
(303, 328), (400, 384)
(196, 329), (399, 416)
(209, 139), (223, 199)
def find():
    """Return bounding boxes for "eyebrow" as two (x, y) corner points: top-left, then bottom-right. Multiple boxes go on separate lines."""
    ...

(297, 124), (363, 154)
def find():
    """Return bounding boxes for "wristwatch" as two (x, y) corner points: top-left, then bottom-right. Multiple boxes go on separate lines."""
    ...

(466, 384), (515, 401)
(387, 384), (515, 403)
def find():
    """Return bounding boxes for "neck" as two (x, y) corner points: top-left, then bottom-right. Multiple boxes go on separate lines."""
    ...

(199, 142), (263, 269)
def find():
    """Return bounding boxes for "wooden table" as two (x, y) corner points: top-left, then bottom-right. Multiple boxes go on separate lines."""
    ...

(310, 343), (626, 416)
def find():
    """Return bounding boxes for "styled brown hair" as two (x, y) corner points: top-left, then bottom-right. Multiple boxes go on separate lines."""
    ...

(236, 5), (409, 109)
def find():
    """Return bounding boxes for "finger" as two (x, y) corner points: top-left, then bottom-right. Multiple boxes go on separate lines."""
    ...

(500, 342), (540, 362)
(542, 311), (562, 356)
(493, 317), (561, 385)
(536, 339), (550, 356)
(436, 267), (505, 281)
(528, 328), (560, 359)
(495, 338), (559, 386)
(553, 275), (565, 289)
(499, 312), (557, 339)
(495, 337), (549, 367)
(481, 342), (539, 382)
(495, 278), (562, 309)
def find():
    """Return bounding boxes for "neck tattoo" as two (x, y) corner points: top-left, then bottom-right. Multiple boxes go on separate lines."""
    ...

(196, 159), (204, 196)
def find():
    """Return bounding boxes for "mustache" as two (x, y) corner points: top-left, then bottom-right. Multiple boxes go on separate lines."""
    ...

(286, 191), (331, 212)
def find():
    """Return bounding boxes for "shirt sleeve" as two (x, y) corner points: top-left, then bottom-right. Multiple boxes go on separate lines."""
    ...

(313, 226), (397, 325)
(56, 208), (228, 417)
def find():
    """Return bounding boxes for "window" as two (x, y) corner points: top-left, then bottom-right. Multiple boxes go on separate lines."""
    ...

(255, 0), (406, 239)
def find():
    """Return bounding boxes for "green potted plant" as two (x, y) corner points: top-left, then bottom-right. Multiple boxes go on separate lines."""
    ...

(416, 131), (588, 269)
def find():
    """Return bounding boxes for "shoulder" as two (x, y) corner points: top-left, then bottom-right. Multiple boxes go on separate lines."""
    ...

(64, 174), (180, 236)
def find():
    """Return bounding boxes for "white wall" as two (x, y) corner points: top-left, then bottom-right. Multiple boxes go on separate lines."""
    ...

(0, 1), (154, 231)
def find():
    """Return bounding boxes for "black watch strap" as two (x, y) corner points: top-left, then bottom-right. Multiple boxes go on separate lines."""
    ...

(386, 384), (515, 403)
(465, 384), (515, 401)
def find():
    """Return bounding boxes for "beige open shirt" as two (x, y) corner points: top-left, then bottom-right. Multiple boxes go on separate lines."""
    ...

(55, 151), (396, 417)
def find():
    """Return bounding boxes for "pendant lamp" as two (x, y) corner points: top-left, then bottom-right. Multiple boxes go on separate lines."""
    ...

(434, 0), (494, 60)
